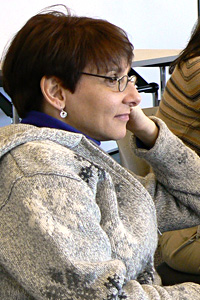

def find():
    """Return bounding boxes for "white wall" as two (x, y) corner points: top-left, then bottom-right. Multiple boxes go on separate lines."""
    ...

(0, 0), (198, 149)
(0, 0), (197, 55)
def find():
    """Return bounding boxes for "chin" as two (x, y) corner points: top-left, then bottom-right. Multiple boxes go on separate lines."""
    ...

(99, 127), (127, 141)
(111, 131), (127, 141)
(115, 134), (126, 141)
(116, 128), (127, 141)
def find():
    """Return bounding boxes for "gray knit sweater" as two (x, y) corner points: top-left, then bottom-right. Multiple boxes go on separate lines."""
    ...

(0, 117), (200, 300)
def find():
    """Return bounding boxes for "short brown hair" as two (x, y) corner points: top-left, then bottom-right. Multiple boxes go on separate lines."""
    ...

(2, 7), (134, 118)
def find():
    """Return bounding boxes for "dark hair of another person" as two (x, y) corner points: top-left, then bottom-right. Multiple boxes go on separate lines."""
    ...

(2, 6), (134, 118)
(169, 18), (200, 73)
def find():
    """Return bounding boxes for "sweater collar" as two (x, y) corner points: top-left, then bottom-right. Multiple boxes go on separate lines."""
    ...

(21, 111), (101, 146)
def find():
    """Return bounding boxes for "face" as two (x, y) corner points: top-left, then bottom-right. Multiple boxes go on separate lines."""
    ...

(64, 63), (141, 141)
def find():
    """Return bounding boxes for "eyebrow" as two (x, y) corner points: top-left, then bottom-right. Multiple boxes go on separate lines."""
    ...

(106, 66), (128, 77)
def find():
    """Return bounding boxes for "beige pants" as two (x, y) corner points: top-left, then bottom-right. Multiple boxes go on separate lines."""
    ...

(159, 226), (200, 274)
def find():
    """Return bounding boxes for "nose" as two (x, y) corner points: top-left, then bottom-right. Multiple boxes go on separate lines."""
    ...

(122, 83), (142, 107)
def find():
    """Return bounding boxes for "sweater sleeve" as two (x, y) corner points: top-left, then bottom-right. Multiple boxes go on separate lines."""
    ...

(132, 116), (200, 232)
(1, 168), (200, 300)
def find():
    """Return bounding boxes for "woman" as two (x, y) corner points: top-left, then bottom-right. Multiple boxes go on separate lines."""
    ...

(156, 19), (200, 156)
(0, 6), (200, 300)
(156, 18), (200, 277)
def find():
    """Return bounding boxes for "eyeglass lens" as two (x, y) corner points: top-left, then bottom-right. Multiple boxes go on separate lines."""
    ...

(119, 75), (136, 92)
(118, 76), (128, 92)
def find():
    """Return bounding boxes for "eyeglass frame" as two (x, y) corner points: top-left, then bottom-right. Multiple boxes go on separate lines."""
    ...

(81, 72), (137, 92)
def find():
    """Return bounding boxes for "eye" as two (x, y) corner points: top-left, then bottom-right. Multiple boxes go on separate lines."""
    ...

(105, 77), (117, 85)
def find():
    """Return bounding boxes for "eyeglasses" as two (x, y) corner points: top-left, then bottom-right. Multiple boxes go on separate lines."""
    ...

(81, 72), (137, 92)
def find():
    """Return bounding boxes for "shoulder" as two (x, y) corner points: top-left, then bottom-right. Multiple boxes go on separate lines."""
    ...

(179, 56), (200, 78)
(11, 138), (85, 178)
(168, 57), (200, 100)
(0, 124), (86, 180)
(0, 132), (86, 208)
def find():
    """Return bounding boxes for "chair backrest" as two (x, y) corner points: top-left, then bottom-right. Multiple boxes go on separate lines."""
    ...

(117, 107), (158, 176)
(129, 68), (160, 106)
(0, 71), (20, 124)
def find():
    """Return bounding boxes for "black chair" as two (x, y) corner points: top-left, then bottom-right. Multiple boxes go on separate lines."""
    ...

(0, 91), (13, 118)
(0, 71), (20, 123)
(0, 71), (12, 117)
(129, 68), (159, 106)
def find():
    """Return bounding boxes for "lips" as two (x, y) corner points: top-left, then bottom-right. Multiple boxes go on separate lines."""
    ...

(115, 113), (130, 121)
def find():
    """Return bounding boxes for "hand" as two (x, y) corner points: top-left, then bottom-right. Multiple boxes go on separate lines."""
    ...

(126, 106), (159, 148)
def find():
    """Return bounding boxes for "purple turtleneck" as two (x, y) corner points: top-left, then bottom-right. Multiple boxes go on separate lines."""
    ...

(21, 110), (101, 146)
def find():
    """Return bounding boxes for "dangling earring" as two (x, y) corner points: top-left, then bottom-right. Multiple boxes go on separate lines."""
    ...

(60, 109), (68, 118)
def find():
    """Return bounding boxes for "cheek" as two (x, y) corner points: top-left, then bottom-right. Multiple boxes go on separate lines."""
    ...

(86, 97), (116, 118)
(76, 83), (119, 118)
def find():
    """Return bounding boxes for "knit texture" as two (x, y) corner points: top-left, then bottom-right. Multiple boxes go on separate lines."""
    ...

(0, 118), (200, 299)
(156, 57), (200, 155)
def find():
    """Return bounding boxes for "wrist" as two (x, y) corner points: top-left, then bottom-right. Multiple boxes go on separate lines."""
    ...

(133, 119), (159, 148)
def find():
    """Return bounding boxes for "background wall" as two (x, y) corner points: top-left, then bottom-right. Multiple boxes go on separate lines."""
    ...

(0, 0), (198, 149)
(0, 0), (198, 55)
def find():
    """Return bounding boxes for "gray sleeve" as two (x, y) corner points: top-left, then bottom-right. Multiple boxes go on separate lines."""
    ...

(132, 117), (200, 232)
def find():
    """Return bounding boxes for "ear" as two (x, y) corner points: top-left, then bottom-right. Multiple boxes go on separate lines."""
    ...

(40, 76), (66, 110)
